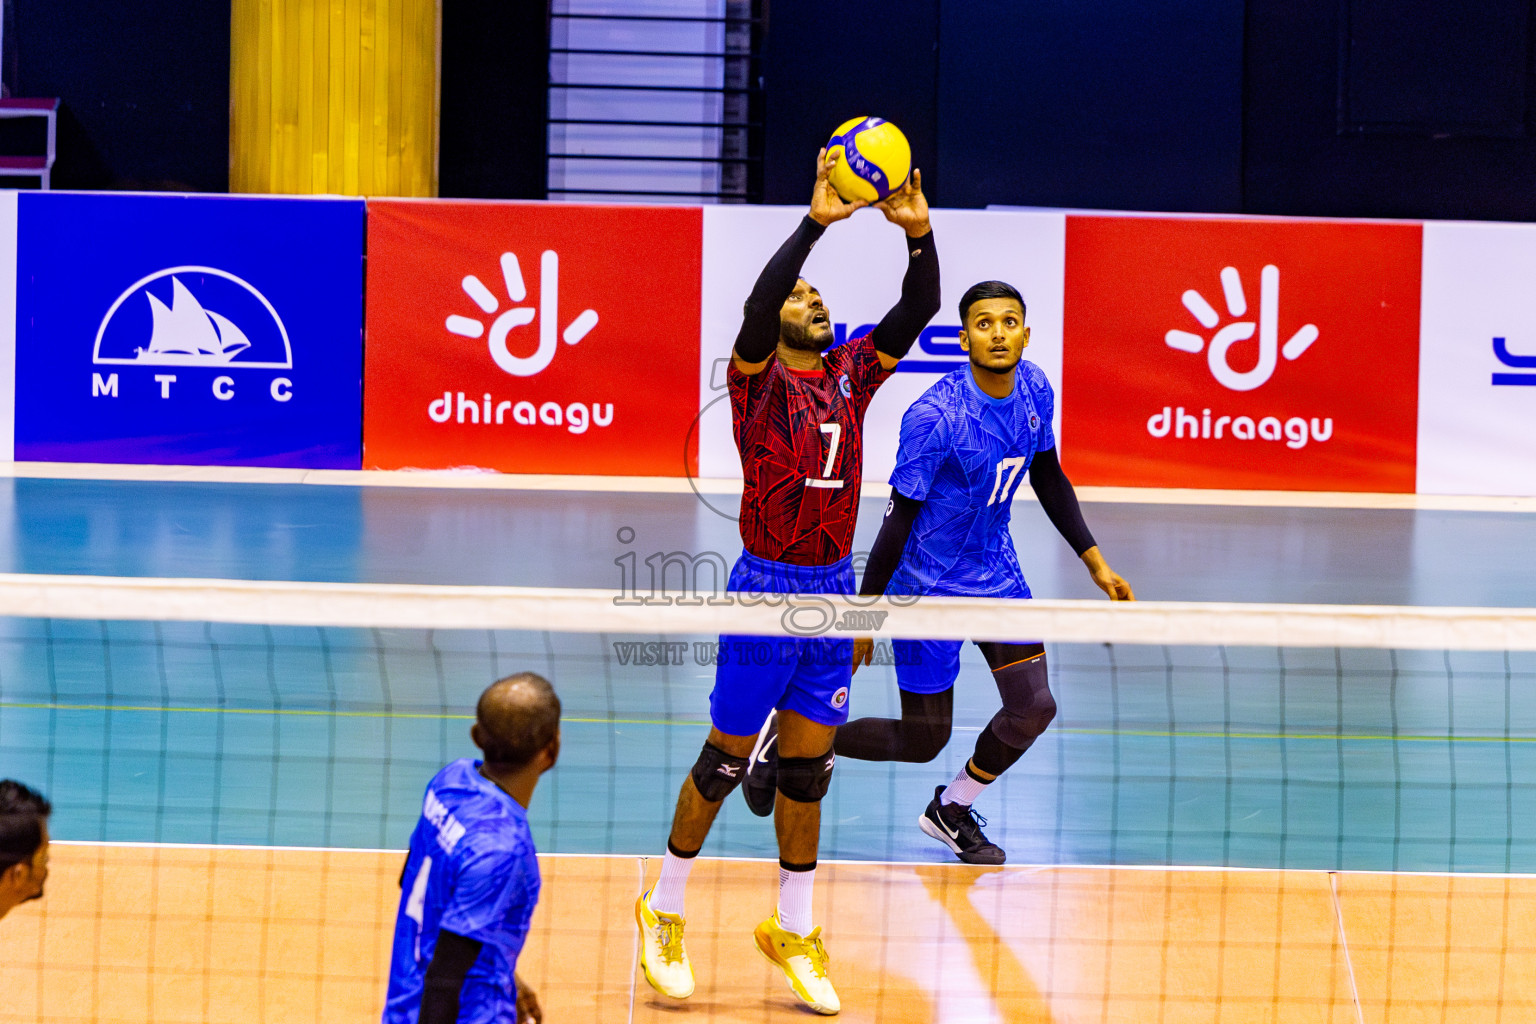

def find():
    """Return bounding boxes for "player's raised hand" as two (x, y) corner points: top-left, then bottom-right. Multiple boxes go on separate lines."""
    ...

(874, 168), (931, 237)
(851, 636), (875, 674)
(809, 147), (869, 226)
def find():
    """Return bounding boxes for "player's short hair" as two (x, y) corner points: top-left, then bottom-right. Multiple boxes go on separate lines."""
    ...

(959, 281), (1026, 325)
(0, 780), (51, 870)
(475, 673), (561, 767)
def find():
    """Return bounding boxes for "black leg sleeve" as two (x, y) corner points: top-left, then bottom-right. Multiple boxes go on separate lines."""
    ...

(969, 649), (1057, 777)
(834, 688), (954, 763)
(1027, 447), (1097, 556)
(871, 229), (941, 360)
(419, 929), (485, 1024)
(733, 215), (827, 364)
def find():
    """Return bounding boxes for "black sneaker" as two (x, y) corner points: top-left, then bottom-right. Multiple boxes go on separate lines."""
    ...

(741, 711), (779, 817)
(918, 785), (1006, 864)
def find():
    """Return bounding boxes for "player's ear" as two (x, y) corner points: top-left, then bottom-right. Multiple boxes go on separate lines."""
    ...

(1021, 326), (1031, 348)
(470, 722), (486, 753)
(541, 729), (561, 773)
(958, 328), (970, 353)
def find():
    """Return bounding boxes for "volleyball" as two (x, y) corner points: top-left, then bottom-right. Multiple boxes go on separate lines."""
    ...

(826, 117), (911, 203)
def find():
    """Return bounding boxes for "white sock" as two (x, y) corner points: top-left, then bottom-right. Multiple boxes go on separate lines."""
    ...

(940, 765), (989, 807)
(777, 863), (816, 936)
(650, 848), (695, 917)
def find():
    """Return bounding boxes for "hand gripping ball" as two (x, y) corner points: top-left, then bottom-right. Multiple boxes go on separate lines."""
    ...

(826, 117), (911, 203)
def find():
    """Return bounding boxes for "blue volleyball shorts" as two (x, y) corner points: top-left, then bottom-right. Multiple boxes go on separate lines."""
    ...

(894, 580), (1035, 695)
(709, 551), (855, 736)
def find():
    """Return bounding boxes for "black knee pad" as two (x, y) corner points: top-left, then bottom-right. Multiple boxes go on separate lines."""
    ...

(991, 654), (1057, 749)
(777, 752), (835, 803)
(690, 742), (749, 802)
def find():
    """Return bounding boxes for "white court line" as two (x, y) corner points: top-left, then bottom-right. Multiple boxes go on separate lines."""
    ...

(628, 857), (644, 1024)
(0, 460), (1532, 512)
(1329, 871), (1368, 1024)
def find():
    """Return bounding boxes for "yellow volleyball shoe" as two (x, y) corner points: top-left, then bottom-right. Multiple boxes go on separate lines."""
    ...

(635, 889), (694, 999)
(753, 912), (839, 1014)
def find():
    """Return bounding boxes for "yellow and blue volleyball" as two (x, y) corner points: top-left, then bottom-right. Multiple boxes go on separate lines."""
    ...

(826, 117), (911, 203)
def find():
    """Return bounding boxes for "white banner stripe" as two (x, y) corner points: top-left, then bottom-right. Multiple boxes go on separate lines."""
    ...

(0, 573), (1530, 651)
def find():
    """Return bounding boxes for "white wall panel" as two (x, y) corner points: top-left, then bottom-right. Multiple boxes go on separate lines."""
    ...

(1419, 222), (1536, 496)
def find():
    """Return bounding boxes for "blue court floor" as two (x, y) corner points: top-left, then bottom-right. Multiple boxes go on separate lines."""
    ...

(0, 474), (1533, 874)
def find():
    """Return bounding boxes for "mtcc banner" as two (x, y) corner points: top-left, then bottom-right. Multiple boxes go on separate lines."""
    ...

(15, 193), (365, 467)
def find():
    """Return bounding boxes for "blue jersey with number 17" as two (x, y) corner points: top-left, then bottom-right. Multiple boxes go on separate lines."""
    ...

(887, 361), (1056, 599)
(384, 759), (541, 1024)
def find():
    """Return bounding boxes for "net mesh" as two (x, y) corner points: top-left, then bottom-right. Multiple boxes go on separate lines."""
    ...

(3, 578), (1536, 1022)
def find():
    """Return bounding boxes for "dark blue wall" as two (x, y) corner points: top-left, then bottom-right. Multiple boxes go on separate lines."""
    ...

(762, 0), (942, 205)
(13, 1), (229, 191)
(17, 0), (1536, 220)
(763, 0), (1243, 212)
(936, 0), (1244, 212)
(763, 0), (1536, 220)
(439, 0), (549, 200)
(1244, 0), (1536, 220)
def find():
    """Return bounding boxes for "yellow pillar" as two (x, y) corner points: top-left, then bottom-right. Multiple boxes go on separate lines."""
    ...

(230, 0), (440, 196)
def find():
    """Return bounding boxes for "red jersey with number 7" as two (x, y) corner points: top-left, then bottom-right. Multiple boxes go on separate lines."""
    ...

(728, 334), (894, 566)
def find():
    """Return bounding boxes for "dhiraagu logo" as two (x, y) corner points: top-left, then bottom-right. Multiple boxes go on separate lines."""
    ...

(1150, 264), (1332, 450)
(92, 266), (294, 403)
(445, 250), (599, 377)
(431, 248), (611, 434)
(1165, 264), (1318, 391)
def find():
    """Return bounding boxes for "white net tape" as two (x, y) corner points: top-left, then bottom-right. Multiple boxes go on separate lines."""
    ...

(1, 572), (1533, 651)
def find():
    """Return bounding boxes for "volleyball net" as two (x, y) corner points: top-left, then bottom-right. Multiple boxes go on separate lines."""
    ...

(3, 573), (1535, 1021)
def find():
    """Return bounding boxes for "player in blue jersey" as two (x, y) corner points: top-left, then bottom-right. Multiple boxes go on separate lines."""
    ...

(839, 280), (1133, 864)
(385, 673), (560, 1024)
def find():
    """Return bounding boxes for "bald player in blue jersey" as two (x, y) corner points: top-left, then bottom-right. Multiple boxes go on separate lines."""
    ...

(385, 673), (560, 1024)
(839, 280), (1134, 864)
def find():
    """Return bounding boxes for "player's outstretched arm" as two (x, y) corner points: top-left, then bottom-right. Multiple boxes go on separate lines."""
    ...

(418, 929), (485, 1024)
(733, 149), (867, 375)
(1029, 447), (1135, 600)
(870, 170), (939, 370)
(852, 491), (923, 671)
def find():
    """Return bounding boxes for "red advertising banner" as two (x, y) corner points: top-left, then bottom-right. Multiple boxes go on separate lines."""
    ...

(364, 200), (702, 475)
(1062, 216), (1422, 492)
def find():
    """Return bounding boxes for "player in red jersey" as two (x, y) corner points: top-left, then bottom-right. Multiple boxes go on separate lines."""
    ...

(635, 148), (939, 1014)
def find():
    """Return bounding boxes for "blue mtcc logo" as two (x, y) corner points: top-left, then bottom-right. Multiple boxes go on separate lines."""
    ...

(96, 267), (292, 369)
(92, 267), (295, 404)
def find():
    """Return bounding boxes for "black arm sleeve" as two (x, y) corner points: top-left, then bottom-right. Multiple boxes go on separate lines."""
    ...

(859, 491), (923, 596)
(870, 230), (941, 359)
(1028, 447), (1097, 556)
(418, 929), (485, 1024)
(733, 215), (827, 364)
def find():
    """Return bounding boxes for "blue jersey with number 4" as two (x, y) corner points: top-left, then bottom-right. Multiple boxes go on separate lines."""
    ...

(385, 759), (540, 1024)
(887, 361), (1056, 598)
